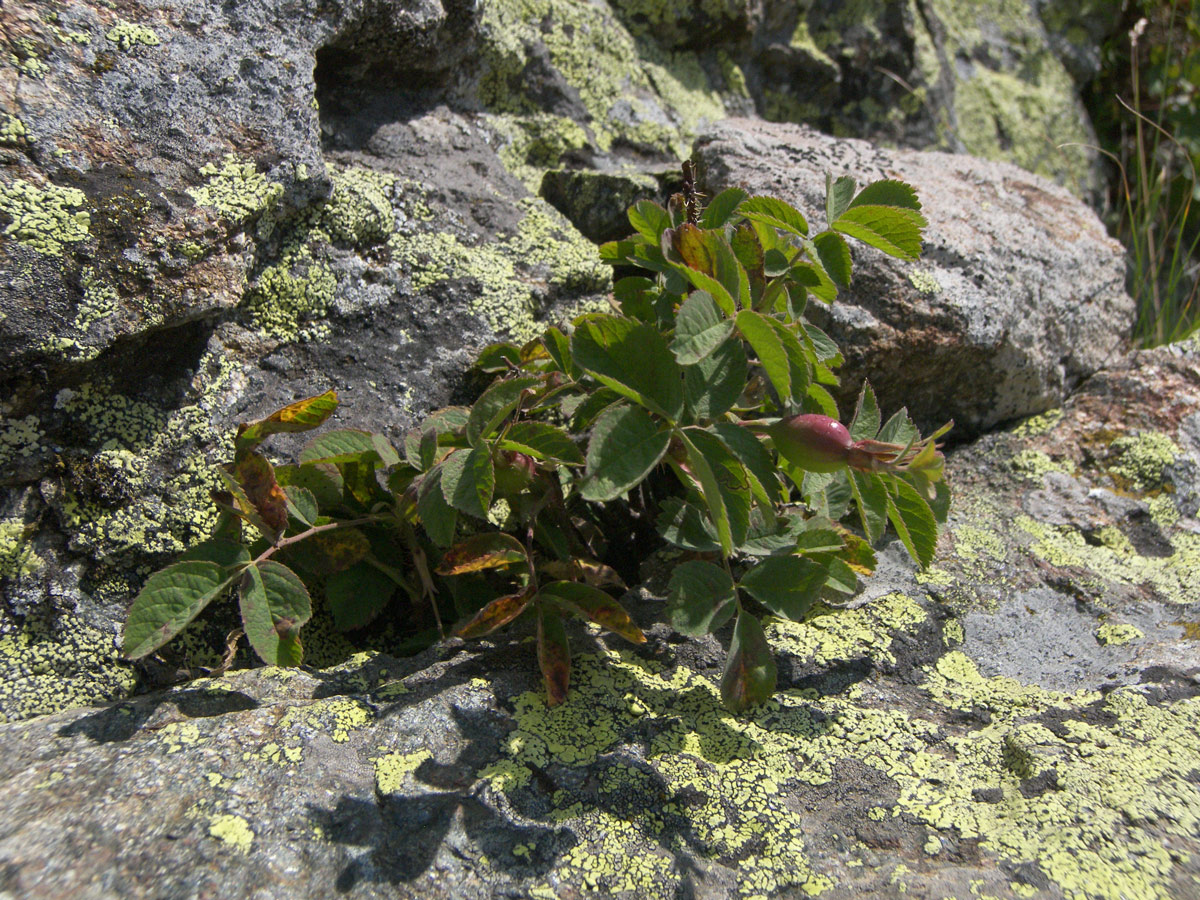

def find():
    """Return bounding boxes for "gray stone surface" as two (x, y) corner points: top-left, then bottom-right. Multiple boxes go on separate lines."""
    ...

(694, 118), (1133, 434)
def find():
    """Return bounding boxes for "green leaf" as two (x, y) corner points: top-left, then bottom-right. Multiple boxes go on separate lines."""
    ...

(739, 196), (809, 237)
(537, 606), (571, 706)
(877, 408), (919, 445)
(833, 205), (926, 260)
(371, 433), (401, 469)
(235, 390), (338, 455)
(275, 463), (343, 510)
(405, 407), (469, 469)
(813, 231), (852, 287)
(655, 497), (721, 552)
(239, 560), (312, 666)
(679, 428), (753, 554)
(467, 376), (543, 446)
(679, 266), (738, 317)
(177, 539), (252, 570)
(296, 527), (371, 576)
(417, 468), (458, 547)
(300, 430), (381, 465)
(684, 337), (747, 421)
(122, 560), (241, 659)
(849, 179), (922, 212)
(440, 447), (495, 519)
(738, 555), (826, 620)
(571, 315), (684, 420)
(849, 381), (881, 442)
(284, 485), (318, 527)
(849, 470), (889, 544)
(666, 560), (736, 636)
(539, 581), (646, 644)
(671, 291), (735, 365)
(802, 323), (843, 367)
(804, 383), (841, 418)
(437, 533), (529, 575)
(456, 590), (533, 639)
(568, 388), (623, 431)
(730, 222), (765, 278)
(720, 610), (777, 711)
(762, 248), (791, 278)
(542, 326), (577, 377)
(793, 524), (846, 555)
(629, 199), (672, 242)
(711, 422), (782, 508)
(325, 561), (396, 631)
(764, 317), (813, 403)
(500, 421), (584, 465)
(701, 187), (749, 228)
(789, 259), (838, 303)
(886, 477), (939, 568)
(474, 342), (522, 373)
(418, 427), (440, 472)
(825, 173), (856, 225)
(736, 309), (793, 404)
(599, 238), (673, 275)
(581, 404), (670, 501)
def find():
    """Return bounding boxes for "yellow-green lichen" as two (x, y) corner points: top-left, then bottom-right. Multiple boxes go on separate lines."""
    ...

(0, 613), (137, 723)
(208, 814), (253, 852)
(105, 21), (159, 52)
(0, 178), (91, 256)
(1011, 408), (1063, 437)
(1018, 514), (1200, 605)
(390, 196), (609, 341)
(476, 758), (533, 793)
(1106, 432), (1182, 493)
(766, 592), (928, 668)
(487, 113), (591, 190)
(1, 113), (27, 146)
(243, 248), (336, 341)
(281, 697), (373, 743)
(908, 268), (941, 294)
(476, 0), (727, 160)
(485, 638), (1199, 900)
(1009, 448), (1074, 481)
(374, 749), (432, 795)
(1095, 622), (1143, 646)
(159, 721), (203, 753)
(0, 519), (40, 580)
(322, 166), (396, 248)
(187, 155), (283, 228)
(8, 38), (49, 78)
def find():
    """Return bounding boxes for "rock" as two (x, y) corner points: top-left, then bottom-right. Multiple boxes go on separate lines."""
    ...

(0, 343), (1198, 898)
(694, 118), (1133, 434)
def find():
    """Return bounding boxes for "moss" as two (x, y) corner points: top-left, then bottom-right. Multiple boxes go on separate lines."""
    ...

(1095, 622), (1143, 646)
(1106, 432), (1182, 493)
(0, 113), (28, 146)
(207, 814), (254, 853)
(187, 155), (283, 228)
(0, 179), (91, 256)
(104, 21), (159, 53)
(0, 519), (41, 579)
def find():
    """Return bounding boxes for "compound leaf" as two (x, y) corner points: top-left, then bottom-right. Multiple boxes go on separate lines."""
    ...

(720, 610), (777, 711)
(666, 560), (736, 636)
(581, 404), (670, 501)
(239, 560), (312, 666)
(123, 560), (242, 659)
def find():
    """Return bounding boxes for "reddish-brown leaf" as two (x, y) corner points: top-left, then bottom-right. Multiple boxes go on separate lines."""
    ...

(537, 606), (571, 706)
(668, 223), (718, 277)
(235, 452), (288, 541)
(455, 591), (533, 639)
(539, 581), (645, 645)
(538, 558), (626, 590)
(436, 533), (530, 576)
(303, 528), (371, 575)
(235, 390), (338, 454)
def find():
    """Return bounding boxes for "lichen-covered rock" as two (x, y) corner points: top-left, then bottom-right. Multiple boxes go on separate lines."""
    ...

(0, 341), (1197, 898)
(695, 118), (1132, 435)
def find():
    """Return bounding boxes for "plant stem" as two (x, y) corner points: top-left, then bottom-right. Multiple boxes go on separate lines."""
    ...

(254, 515), (386, 566)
